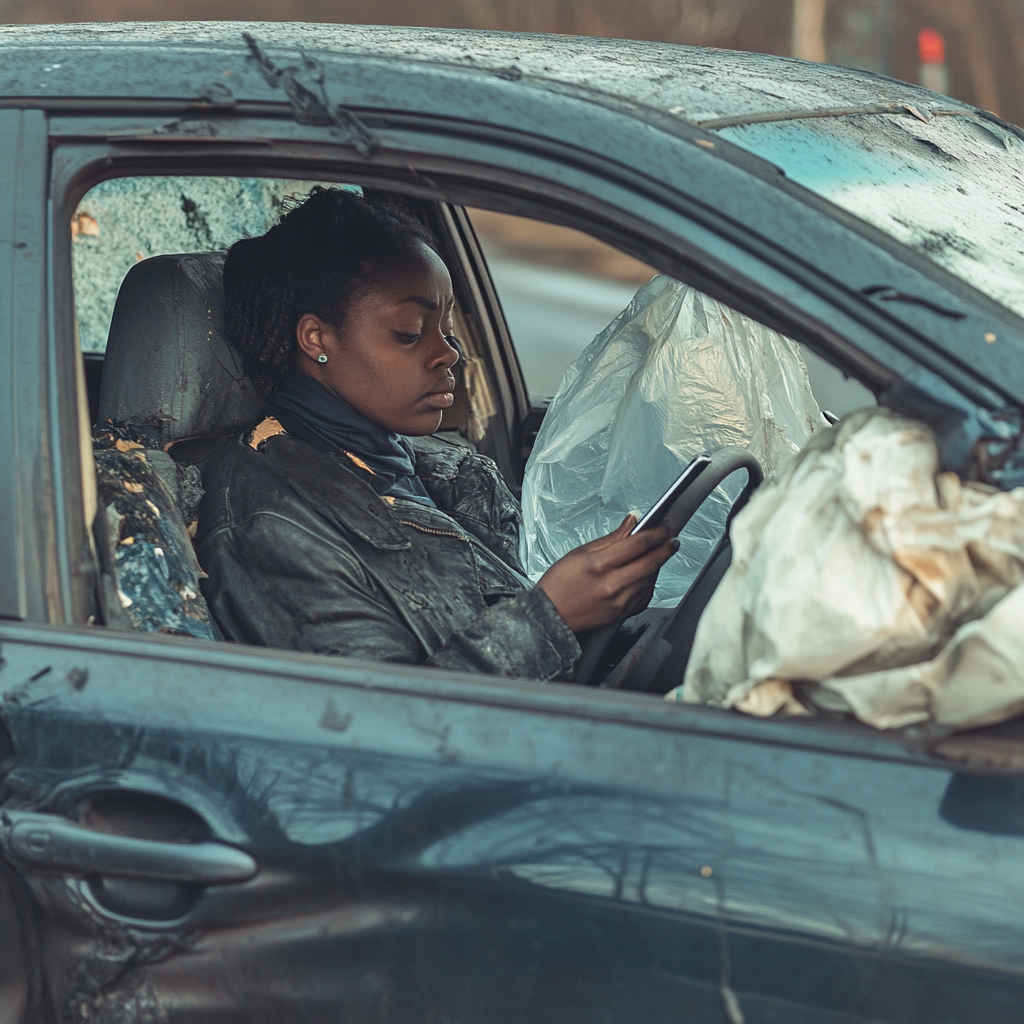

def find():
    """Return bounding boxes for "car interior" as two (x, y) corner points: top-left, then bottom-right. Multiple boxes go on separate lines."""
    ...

(76, 172), (878, 698)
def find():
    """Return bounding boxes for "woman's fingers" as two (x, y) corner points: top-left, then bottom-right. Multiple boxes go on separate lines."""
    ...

(592, 524), (673, 572)
(536, 522), (680, 634)
(621, 578), (657, 619)
(595, 539), (678, 610)
(578, 514), (638, 553)
(614, 535), (679, 585)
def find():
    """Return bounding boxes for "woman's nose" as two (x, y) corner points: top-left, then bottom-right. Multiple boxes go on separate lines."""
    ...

(429, 330), (461, 369)
(443, 334), (463, 367)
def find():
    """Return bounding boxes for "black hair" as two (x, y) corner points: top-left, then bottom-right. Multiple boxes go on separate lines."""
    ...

(223, 186), (439, 394)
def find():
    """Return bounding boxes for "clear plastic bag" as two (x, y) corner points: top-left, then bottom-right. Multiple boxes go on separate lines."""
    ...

(520, 276), (822, 605)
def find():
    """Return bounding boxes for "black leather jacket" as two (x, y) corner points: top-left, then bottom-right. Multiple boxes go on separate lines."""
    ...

(192, 423), (581, 680)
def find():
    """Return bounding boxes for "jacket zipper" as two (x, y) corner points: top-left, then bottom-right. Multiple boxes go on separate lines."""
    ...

(395, 518), (467, 541)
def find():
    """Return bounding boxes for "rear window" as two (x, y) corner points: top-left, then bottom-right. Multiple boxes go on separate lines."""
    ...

(73, 176), (346, 352)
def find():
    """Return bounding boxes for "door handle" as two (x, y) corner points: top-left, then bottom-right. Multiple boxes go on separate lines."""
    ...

(2, 811), (256, 884)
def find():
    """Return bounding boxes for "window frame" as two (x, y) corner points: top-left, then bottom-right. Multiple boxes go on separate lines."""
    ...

(41, 115), (1020, 747)
(0, 110), (72, 625)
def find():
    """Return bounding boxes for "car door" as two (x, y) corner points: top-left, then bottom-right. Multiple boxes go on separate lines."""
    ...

(4, 44), (1024, 1023)
(7, 626), (1024, 1024)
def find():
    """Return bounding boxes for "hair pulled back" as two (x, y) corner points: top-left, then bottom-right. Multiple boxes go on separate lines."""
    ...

(224, 187), (437, 394)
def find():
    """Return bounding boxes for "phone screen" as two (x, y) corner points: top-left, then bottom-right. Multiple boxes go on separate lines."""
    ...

(630, 454), (712, 535)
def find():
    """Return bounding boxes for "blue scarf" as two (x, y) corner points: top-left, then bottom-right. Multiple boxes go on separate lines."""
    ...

(268, 372), (436, 507)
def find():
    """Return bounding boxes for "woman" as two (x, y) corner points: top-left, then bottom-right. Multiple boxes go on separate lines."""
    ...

(196, 188), (678, 680)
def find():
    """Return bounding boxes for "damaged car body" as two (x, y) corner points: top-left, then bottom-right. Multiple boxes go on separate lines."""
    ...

(1, 21), (1024, 1023)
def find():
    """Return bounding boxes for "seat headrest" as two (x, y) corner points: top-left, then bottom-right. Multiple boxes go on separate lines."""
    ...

(98, 253), (264, 446)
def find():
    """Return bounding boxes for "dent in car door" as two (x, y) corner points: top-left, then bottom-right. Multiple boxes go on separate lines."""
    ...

(4, 624), (1024, 1024)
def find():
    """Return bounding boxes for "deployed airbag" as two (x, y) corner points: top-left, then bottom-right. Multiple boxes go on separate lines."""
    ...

(672, 407), (1024, 731)
(520, 276), (822, 605)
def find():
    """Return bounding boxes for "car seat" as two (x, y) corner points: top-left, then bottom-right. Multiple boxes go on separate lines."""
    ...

(94, 253), (264, 637)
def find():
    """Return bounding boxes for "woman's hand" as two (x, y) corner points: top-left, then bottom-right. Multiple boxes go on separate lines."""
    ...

(537, 515), (680, 634)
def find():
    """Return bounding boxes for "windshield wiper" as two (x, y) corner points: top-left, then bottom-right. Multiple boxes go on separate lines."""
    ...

(862, 285), (967, 320)
(242, 32), (380, 158)
(695, 102), (949, 130)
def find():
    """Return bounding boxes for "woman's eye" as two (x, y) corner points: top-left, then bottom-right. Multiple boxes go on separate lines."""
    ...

(396, 332), (421, 345)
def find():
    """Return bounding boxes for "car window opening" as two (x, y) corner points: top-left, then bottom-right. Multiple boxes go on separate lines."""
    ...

(73, 172), (1024, 747)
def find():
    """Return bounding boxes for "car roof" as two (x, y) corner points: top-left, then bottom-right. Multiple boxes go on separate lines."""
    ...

(0, 21), (977, 126)
(6, 21), (1022, 419)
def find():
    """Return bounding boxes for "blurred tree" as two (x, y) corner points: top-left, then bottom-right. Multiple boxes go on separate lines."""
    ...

(882, 0), (1024, 117)
(792, 0), (827, 60)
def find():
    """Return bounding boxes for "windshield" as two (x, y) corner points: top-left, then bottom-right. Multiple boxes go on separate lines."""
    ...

(715, 110), (1024, 319)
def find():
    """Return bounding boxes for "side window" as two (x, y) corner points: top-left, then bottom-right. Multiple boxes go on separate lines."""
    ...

(69, 176), (877, 699)
(468, 207), (874, 418)
(468, 209), (656, 405)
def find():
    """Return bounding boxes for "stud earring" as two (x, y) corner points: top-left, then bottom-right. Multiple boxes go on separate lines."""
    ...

(317, 353), (328, 364)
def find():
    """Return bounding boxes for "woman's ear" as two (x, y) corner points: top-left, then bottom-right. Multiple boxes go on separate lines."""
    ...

(295, 313), (329, 364)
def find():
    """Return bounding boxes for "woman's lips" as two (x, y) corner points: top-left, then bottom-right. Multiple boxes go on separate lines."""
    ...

(423, 378), (455, 409)
(424, 391), (454, 409)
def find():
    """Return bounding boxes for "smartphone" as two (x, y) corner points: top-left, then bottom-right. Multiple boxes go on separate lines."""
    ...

(630, 454), (712, 535)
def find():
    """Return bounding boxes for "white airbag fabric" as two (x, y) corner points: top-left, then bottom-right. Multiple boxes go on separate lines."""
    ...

(672, 407), (1024, 731)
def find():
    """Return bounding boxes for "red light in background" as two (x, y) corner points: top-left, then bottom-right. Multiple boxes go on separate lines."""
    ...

(919, 27), (946, 65)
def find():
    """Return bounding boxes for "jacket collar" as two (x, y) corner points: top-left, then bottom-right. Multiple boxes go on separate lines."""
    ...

(260, 433), (412, 551)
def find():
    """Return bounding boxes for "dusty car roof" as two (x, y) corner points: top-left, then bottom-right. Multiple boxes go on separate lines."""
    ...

(5, 21), (1021, 414)
(0, 21), (976, 125)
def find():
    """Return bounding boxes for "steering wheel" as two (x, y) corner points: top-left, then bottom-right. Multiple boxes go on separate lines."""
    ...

(574, 446), (764, 688)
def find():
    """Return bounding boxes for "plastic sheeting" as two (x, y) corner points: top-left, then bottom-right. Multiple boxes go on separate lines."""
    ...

(673, 407), (1024, 731)
(520, 276), (822, 605)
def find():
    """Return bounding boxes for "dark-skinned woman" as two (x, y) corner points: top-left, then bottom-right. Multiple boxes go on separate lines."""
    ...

(196, 187), (677, 680)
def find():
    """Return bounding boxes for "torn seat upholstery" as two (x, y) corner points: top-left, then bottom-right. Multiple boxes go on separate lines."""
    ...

(94, 253), (264, 636)
(92, 423), (215, 639)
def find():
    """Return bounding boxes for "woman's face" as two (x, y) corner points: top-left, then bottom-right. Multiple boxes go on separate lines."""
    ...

(295, 241), (460, 436)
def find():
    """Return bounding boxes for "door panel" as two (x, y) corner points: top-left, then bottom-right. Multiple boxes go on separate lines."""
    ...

(2, 623), (1024, 1022)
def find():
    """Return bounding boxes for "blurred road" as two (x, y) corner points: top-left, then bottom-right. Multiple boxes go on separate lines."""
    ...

(486, 257), (639, 400)
(487, 256), (875, 416)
